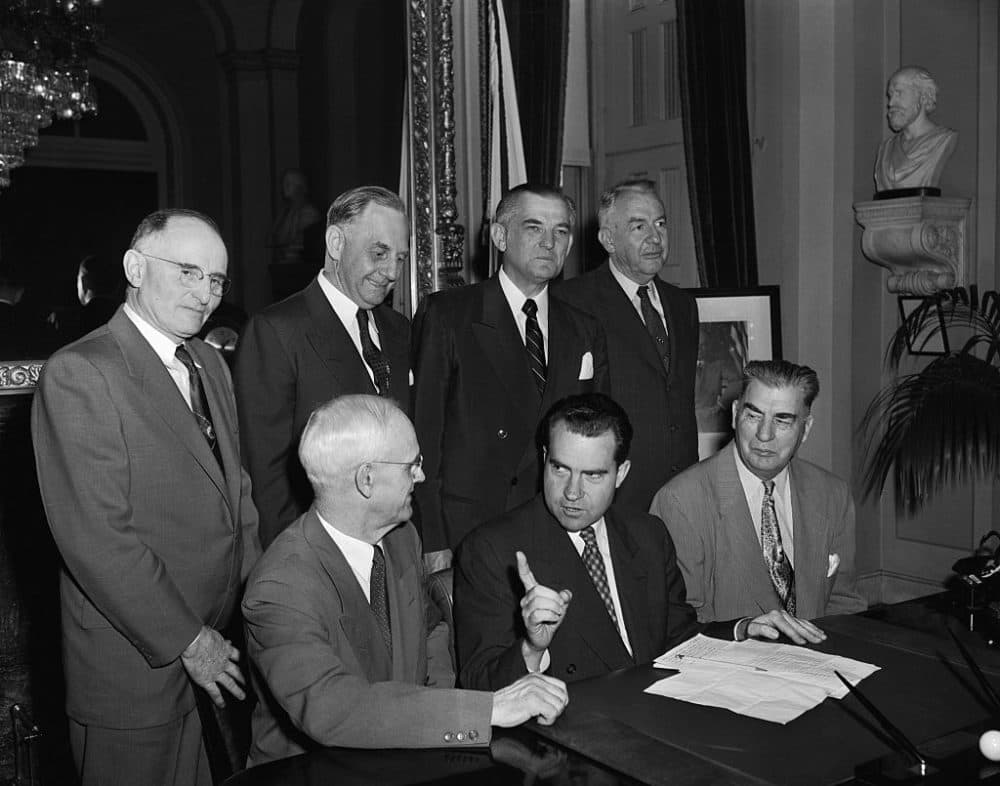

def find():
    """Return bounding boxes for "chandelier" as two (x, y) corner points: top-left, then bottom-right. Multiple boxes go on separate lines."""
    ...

(0, 0), (104, 189)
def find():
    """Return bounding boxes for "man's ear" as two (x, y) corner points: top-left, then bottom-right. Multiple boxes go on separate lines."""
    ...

(490, 222), (508, 253)
(355, 462), (375, 499)
(731, 398), (741, 431)
(614, 459), (632, 489)
(122, 249), (144, 288)
(801, 414), (814, 444)
(597, 226), (614, 255)
(325, 224), (345, 261)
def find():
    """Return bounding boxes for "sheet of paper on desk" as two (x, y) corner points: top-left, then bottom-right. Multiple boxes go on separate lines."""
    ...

(645, 634), (881, 723)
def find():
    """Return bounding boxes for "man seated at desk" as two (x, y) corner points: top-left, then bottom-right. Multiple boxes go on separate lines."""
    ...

(242, 395), (568, 766)
(455, 393), (824, 690)
(650, 360), (867, 623)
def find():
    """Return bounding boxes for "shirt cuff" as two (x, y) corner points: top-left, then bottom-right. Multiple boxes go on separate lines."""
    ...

(734, 617), (753, 642)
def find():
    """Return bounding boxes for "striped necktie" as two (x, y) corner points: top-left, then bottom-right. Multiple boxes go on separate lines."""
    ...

(522, 298), (546, 395)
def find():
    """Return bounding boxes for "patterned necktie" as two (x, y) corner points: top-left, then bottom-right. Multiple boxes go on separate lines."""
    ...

(356, 308), (391, 397)
(522, 299), (546, 395)
(761, 480), (796, 614)
(175, 344), (224, 473)
(579, 526), (618, 626)
(370, 545), (392, 660)
(637, 285), (670, 372)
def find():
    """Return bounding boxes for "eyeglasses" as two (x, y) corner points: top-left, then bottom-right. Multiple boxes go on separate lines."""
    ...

(136, 250), (232, 297)
(369, 454), (423, 477)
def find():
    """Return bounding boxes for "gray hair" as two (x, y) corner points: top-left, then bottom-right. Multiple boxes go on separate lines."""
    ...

(299, 394), (403, 491)
(130, 208), (220, 249)
(326, 186), (407, 229)
(597, 179), (661, 228)
(493, 184), (577, 229)
(742, 360), (820, 409)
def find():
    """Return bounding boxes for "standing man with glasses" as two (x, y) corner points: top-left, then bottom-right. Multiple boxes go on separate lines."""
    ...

(650, 360), (867, 624)
(32, 208), (261, 786)
(412, 184), (609, 569)
(235, 185), (412, 549)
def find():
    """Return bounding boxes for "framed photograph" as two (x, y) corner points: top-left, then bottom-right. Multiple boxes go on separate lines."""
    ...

(898, 296), (949, 356)
(685, 286), (782, 459)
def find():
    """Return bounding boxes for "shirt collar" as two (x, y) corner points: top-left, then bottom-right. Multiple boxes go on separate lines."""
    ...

(317, 270), (376, 334)
(498, 266), (549, 321)
(732, 442), (790, 498)
(123, 301), (187, 366)
(316, 509), (377, 572)
(566, 516), (607, 543)
(607, 261), (660, 306)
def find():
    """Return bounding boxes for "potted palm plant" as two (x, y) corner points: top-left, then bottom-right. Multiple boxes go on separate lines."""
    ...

(861, 286), (1000, 514)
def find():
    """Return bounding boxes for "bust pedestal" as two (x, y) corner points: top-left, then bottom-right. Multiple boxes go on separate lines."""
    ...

(853, 196), (971, 295)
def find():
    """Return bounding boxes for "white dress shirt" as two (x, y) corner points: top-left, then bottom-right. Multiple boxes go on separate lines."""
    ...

(567, 517), (633, 655)
(317, 511), (381, 602)
(123, 302), (194, 410)
(497, 267), (549, 362)
(316, 271), (381, 387)
(607, 262), (668, 335)
(733, 443), (795, 567)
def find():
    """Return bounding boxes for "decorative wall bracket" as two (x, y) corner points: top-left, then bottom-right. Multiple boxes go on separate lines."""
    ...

(854, 196), (971, 295)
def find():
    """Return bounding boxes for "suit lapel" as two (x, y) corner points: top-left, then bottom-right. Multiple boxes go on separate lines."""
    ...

(530, 500), (631, 669)
(110, 311), (230, 510)
(714, 448), (781, 613)
(382, 530), (419, 680)
(597, 263), (668, 381)
(787, 460), (823, 618)
(302, 280), (378, 396)
(605, 509), (650, 661)
(474, 277), (540, 415)
(539, 297), (576, 413)
(654, 277), (686, 380)
(303, 511), (393, 680)
(189, 341), (238, 520)
(372, 305), (410, 404)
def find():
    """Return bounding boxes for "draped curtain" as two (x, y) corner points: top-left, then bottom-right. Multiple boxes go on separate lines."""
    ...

(677, 0), (759, 288)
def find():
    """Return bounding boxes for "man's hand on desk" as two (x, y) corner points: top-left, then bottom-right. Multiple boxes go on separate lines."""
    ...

(746, 610), (826, 645)
(516, 551), (573, 671)
(181, 625), (246, 708)
(491, 673), (569, 727)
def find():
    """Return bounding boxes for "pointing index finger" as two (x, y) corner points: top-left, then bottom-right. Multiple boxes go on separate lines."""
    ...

(516, 551), (537, 591)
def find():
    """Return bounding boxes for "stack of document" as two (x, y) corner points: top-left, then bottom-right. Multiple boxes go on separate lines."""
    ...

(645, 634), (880, 724)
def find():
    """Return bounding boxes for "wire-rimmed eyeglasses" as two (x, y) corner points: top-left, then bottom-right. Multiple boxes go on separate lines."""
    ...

(135, 250), (232, 297)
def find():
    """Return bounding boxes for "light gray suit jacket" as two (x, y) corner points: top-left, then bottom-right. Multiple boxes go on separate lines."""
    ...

(243, 510), (493, 765)
(650, 445), (866, 622)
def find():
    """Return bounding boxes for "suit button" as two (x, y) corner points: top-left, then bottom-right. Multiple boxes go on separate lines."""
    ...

(670, 465), (678, 472)
(566, 663), (577, 675)
(457, 732), (465, 741)
(469, 730), (479, 741)
(510, 477), (518, 487)
(497, 429), (508, 440)
(443, 732), (453, 742)
(669, 425), (678, 432)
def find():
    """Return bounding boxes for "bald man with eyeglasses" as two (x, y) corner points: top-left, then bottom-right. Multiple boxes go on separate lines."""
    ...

(32, 208), (260, 786)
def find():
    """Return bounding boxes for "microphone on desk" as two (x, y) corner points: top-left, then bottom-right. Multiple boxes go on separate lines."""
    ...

(834, 670), (930, 776)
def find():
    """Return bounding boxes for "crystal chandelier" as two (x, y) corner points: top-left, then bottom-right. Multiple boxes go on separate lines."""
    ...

(0, 0), (104, 189)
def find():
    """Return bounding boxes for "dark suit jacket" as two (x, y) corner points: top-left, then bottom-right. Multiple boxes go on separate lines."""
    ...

(412, 277), (609, 552)
(554, 263), (699, 511)
(650, 446), (867, 622)
(234, 278), (411, 547)
(243, 510), (493, 765)
(31, 308), (260, 728)
(454, 496), (700, 689)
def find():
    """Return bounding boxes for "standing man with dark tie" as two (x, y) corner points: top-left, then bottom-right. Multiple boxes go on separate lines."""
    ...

(412, 184), (609, 568)
(235, 186), (412, 548)
(32, 209), (260, 786)
(555, 179), (699, 511)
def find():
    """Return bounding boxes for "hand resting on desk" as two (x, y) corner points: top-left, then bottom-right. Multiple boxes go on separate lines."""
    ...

(746, 610), (826, 645)
(491, 672), (569, 727)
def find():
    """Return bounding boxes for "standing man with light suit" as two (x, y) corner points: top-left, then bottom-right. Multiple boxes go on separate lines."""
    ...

(32, 209), (260, 786)
(555, 179), (699, 512)
(235, 186), (412, 548)
(651, 360), (867, 623)
(412, 184), (609, 567)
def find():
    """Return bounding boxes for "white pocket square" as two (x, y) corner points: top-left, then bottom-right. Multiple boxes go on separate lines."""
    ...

(827, 553), (841, 578)
(579, 351), (594, 380)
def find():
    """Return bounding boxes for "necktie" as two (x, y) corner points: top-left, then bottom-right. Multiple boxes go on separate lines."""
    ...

(370, 545), (393, 660)
(761, 480), (796, 614)
(522, 298), (546, 395)
(175, 344), (224, 473)
(579, 526), (618, 626)
(637, 285), (670, 372)
(357, 309), (391, 397)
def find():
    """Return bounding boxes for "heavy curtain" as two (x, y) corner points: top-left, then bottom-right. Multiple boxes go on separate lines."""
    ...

(677, 0), (759, 288)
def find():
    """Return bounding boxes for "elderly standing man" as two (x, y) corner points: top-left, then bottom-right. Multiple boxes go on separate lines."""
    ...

(235, 185), (412, 548)
(413, 184), (608, 567)
(651, 360), (867, 625)
(555, 179), (700, 511)
(32, 209), (260, 786)
(243, 395), (568, 765)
